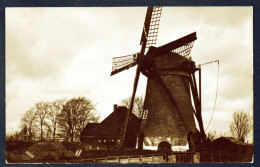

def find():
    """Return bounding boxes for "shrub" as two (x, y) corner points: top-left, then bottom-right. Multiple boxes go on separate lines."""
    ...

(63, 151), (75, 158)
(40, 151), (60, 161)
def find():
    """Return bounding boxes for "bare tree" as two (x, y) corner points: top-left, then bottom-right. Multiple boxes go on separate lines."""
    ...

(120, 96), (144, 118)
(58, 97), (99, 142)
(207, 130), (217, 141)
(229, 110), (253, 142)
(35, 102), (49, 141)
(47, 99), (66, 141)
(76, 98), (100, 134)
(20, 107), (37, 141)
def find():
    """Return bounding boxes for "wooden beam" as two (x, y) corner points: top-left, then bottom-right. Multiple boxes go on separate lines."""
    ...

(111, 62), (137, 76)
(156, 32), (197, 55)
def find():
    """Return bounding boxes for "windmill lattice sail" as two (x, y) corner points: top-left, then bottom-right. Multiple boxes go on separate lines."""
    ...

(111, 53), (138, 75)
(156, 32), (197, 58)
(146, 7), (162, 48)
(172, 41), (195, 58)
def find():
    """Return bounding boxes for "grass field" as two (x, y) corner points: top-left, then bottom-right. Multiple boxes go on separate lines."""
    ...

(5, 141), (253, 163)
(6, 141), (157, 163)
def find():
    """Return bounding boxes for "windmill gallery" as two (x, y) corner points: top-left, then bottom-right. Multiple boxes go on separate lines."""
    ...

(80, 7), (217, 155)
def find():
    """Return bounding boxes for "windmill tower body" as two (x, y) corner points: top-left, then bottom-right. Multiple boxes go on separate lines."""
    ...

(139, 52), (198, 151)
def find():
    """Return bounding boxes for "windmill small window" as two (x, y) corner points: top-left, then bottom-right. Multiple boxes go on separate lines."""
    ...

(142, 110), (148, 119)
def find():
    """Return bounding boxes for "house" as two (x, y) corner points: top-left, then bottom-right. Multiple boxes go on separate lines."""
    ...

(211, 137), (254, 162)
(212, 137), (251, 153)
(80, 105), (141, 148)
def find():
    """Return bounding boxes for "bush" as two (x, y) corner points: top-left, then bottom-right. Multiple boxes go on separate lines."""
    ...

(63, 151), (75, 158)
(6, 152), (26, 163)
(6, 152), (16, 162)
(40, 151), (60, 161)
(6, 141), (35, 152)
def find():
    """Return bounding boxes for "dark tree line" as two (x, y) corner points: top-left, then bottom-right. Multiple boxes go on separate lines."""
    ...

(12, 97), (100, 142)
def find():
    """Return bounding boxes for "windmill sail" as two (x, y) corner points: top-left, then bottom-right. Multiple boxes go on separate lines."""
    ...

(156, 32), (197, 57)
(111, 53), (138, 76)
(140, 7), (162, 48)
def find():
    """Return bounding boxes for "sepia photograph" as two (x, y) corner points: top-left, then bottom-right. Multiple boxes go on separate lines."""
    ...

(5, 7), (253, 163)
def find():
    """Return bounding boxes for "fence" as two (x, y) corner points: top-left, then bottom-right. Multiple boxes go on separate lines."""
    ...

(81, 154), (166, 163)
(42, 137), (66, 142)
(200, 152), (253, 163)
(81, 152), (253, 163)
(81, 152), (197, 163)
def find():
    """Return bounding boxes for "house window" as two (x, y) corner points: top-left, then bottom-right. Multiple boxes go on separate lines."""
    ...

(98, 140), (101, 143)
(142, 110), (148, 119)
(104, 140), (106, 143)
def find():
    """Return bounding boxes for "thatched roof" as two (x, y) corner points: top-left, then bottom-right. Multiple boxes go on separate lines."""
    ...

(213, 137), (246, 146)
(81, 106), (141, 139)
(80, 123), (99, 137)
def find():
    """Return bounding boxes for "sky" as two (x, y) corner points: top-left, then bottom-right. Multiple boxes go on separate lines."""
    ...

(6, 7), (253, 141)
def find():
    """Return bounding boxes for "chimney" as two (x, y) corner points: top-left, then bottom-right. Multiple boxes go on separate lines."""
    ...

(113, 104), (117, 113)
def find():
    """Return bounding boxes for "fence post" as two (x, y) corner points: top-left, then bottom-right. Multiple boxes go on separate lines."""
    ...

(168, 154), (176, 163)
(193, 152), (200, 163)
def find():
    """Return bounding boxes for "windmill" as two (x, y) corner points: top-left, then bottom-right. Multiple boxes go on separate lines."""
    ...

(111, 7), (206, 150)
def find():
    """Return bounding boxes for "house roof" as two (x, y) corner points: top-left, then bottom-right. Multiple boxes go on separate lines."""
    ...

(222, 137), (246, 145)
(81, 106), (141, 139)
(80, 123), (99, 137)
(213, 137), (246, 146)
